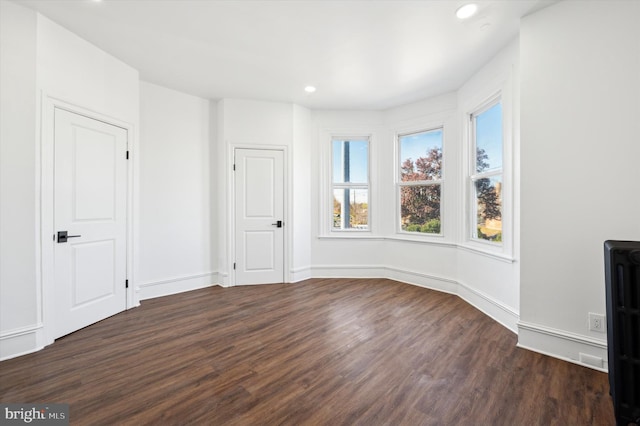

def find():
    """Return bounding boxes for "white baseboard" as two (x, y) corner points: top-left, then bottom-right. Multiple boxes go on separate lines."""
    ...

(138, 271), (220, 300)
(310, 264), (388, 279)
(311, 264), (457, 296)
(217, 272), (230, 288)
(517, 321), (608, 372)
(458, 281), (519, 333)
(310, 263), (513, 329)
(382, 266), (458, 294)
(289, 266), (312, 283)
(0, 324), (46, 361)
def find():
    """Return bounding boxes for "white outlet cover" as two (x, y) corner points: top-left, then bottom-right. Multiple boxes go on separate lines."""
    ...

(588, 312), (606, 332)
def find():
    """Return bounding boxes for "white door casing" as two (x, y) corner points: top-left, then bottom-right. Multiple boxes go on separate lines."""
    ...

(53, 108), (128, 338)
(234, 148), (284, 285)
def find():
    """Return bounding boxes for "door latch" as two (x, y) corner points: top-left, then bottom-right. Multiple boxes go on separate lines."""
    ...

(57, 231), (82, 243)
(271, 220), (283, 228)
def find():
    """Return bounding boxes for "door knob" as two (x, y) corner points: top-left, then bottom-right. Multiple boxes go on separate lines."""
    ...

(271, 220), (283, 228)
(57, 231), (82, 243)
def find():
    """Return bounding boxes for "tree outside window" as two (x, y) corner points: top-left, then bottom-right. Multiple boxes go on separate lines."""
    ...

(471, 101), (503, 242)
(398, 129), (443, 234)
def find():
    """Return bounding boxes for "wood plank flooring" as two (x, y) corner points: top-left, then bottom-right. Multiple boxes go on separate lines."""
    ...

(0, 278), (615, 425)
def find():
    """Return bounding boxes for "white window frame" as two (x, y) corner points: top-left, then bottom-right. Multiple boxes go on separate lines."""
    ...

(330, 136), (371, 233)
(468, 95), (506, 247)
(396, 127), (445, 237)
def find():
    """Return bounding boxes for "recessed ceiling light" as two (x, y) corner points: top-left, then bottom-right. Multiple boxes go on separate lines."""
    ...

(304, 86), (316, 93)
(456, 3), (478, 20)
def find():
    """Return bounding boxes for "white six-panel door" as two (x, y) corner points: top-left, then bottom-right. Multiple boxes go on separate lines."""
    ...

(235, 148), (284, 285)
(53, 108), (128, 338)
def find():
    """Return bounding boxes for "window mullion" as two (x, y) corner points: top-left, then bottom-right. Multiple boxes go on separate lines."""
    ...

(470, 169), (502, 181)
(399, 179), (442, 188)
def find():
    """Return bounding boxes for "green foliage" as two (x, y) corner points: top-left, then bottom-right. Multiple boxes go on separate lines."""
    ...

(404, 219), (441, 234)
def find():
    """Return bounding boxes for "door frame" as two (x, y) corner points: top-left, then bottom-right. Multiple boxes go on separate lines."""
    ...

(228, 144), (289, 287)
(39, 94), (137, 346)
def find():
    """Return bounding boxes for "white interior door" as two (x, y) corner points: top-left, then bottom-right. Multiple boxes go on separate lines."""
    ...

(235, 148), (284, 285)
(53, 108), (128, 338)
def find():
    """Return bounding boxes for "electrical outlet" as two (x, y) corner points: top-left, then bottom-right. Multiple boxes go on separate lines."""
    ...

(589, 313), (606, 333)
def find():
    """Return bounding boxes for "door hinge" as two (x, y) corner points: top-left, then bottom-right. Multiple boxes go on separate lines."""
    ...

(233, 164), (236, 171)
(125, 279), (129, 289)
(126, 150), (130, 160)
(233, 262), (236, 270)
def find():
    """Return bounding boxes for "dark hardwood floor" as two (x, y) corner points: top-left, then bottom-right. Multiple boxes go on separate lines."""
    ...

(0, 278), (614, 425)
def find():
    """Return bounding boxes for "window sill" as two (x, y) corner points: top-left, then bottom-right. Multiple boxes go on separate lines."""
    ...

(316, 235), (515, 263)
(457, 243), (515, 263)
(317, 234), (385, 241)
(386, 235), (457, 247)
(317, 234), (456, 247)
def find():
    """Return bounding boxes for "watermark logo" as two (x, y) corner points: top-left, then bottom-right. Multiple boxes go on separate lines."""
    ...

(0, 404), (69, 425)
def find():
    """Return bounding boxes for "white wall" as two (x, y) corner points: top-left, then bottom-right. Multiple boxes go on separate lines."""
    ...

(138, 82), (216, 299)
(0, 8), (140, 360)
(309, 108), (384, 252)
(217, 99), (293, 286)
(291, 105), (312, 281)
(456, 39), (520, 331)
(0, 0), (38, 359)
(216, 99), (311, 285)
(36, 15), (140, 352)
(378, 94), (460, 294)
(37, 17), (139, 123)
(220, 99), (294, 146)
(519, 0), (640, 370)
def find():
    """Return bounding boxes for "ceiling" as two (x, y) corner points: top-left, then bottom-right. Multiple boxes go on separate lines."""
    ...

(19, 0), (556, 110)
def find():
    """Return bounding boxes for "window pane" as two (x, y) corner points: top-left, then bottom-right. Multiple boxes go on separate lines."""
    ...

(399, 129), (442, 182)
(332, 140), (368, 184)
(400, 185), (441, 233)
(474, 175), (502, 242)
(475, 103), (502, 173)
(333, 188), (369, 230)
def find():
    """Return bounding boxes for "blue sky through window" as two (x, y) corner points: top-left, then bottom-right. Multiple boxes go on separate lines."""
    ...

(475, 102), (502, 172)
(332, 140), (368, 183)
(399, 129), (443, 169)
